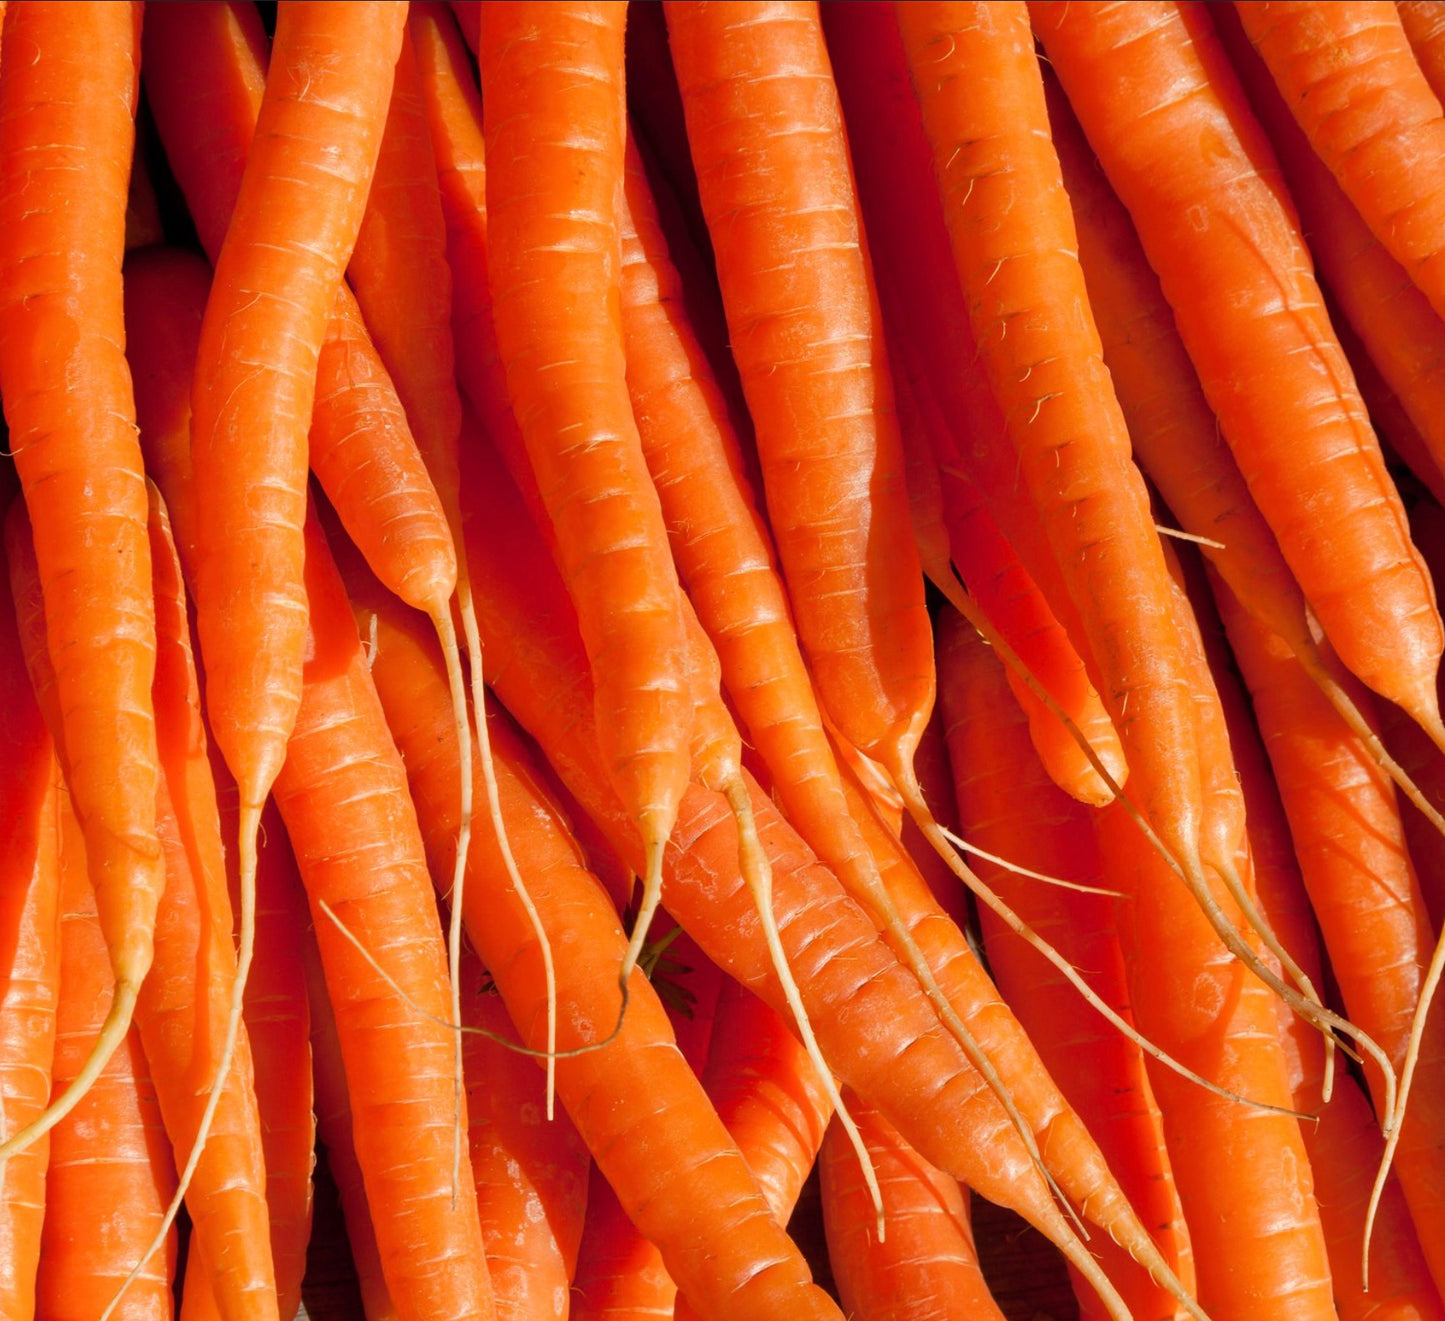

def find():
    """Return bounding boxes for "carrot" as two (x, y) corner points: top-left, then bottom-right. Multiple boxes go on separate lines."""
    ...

(1237, 1), (1445, 319)
(820, 1095), (1008, 1321)
(1401, 1), (1445, 90)
(665, 0), (935, 790)
(457, 948), (590, 1321)
(334, 497), (845, 1321)
(480, 0), (693, 988)
(139, 0), (459, 629)
(0, 0), (162, 1160)
(185, 14), (408, 1183)
(8, 492), (280, 1321)
(1033, 0), (1445, 745)
(940, 612), (1195, 1321)
(1213, 564), (1445, 1288)
(569, 1169), (675, 1321)
(0, 484), (60, 1321)
(302, 929), (399, 1321)
(453, 434), (1201, 1321)
(37, 781), (178, 1321)
(1201, 556), (1445, 1320)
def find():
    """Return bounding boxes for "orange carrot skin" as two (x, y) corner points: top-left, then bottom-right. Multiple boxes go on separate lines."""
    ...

(1237, 1), (1445, 318)
(480, 0), (692, 859)
(897, 0), (1205, 871)
(569, 1168), (675, 1321)
(189, 0), (407, 806)
(38, 784), (178, 1321)
(1214, 573), (1445, 1287)
(821, 1095), (1007, 1321)
(0, 0), (163, 1008)
(1033, 0), (1443, 726)
(140, 0), (456, 617)
(0, 504), (60, 1321)
(940, 614), (1193, 1321)
(459, 951), (590, 1321)
(271, 512), (495, 1321)
(336, 519), (843, 1321)
(1206, 568), (1445, 1321)
(666, 0), (935, 770)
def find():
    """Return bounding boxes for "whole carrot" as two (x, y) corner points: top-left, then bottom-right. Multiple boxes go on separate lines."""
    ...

(0, 0), (161, 1159)
(480, 0), (693, 985)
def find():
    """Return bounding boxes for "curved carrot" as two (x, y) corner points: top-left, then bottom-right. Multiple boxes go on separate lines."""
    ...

(1033, 0), (1445, 743)
(38, 782), (178, 1321)
(480, 0), (692, 986)
(0, 0), (161, 1160)
(665, 0), (936, 782)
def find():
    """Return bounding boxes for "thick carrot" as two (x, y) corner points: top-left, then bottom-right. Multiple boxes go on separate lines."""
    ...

(0, 488), (60, 1321)
(480, 0), (692, 983)
(665, 0), (936, 787)
(0, 0), (161, 1158)
(1032, 0), (1445, 743)
(940, 612), (1194, 1321)
(334, 506), (844, 1321)
(37, 783), (178, 1321)
(820, 1095), (1008, 1321)
(1236, 1), (1445, 318)
(454, 435), (1199, 1321)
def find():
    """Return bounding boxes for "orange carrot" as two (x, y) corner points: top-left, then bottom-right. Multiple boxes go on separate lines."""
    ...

(480, 0), (692, 984)
(37, 782), (178, 1321)
(0, 0), (161, 1158)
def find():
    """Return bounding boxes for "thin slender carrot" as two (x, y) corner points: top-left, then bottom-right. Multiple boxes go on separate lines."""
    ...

(302, 929), (399, 1321)
(1203, 556), (1445, 1320)
(0, 0), (161, 1159)
(37, 781), (178, 1321)
(940, 612), (1194, 1321)
(454, 434), (1201, 1321)
(480, 0), (692, 987)
(820, 1095), (1009, 1321)
(0, 485), (60, 1321)
(334, 498), (845, 1321)
(666, 0), (936, 787)
(1033, 0), (1445, 744)
(1237, 1), (1445, 319)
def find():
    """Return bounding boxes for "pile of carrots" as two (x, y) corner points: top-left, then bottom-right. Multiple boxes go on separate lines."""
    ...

(6, 0), (1445, 1318)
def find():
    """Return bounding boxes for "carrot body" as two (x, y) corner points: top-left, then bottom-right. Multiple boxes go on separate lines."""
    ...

(1237, 1), (1445, 319)
(1215, 572), (1445, 1288)
(0, 0), (161, 1150)
(940, 613), (1193, 1321)
(140, 0), (456, 619)
(820, 1095), (1007, 1321)
(188, 0), (407, 812)
(1033, 0), (1444, 733)
(0, 500), (60, 1321)
(37, 785), (178, 1321)
(666, 0), (935, 777)
(480, 0), (691, 919)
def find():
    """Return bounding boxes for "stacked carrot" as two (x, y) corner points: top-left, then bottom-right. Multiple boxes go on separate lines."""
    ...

(5, 2), (1445, 1319)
